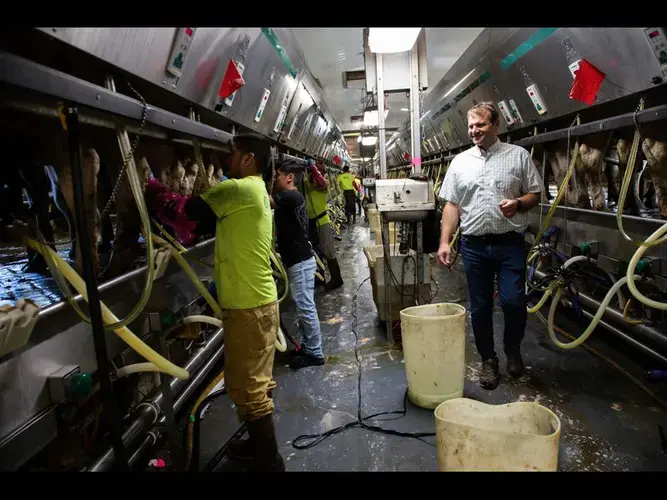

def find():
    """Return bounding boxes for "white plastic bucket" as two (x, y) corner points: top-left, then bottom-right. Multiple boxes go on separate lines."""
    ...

(399, 303), (467, 409)
(434, 398), (561, 471)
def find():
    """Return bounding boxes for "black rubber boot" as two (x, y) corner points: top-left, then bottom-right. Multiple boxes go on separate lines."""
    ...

(480, 358), (500, 390)
(227, 438), (254, 461)
(289, 351), (325, 370)
(326, 258), (344, 290)
(506, 347), (525, 378)
(247, 415), (286, 472)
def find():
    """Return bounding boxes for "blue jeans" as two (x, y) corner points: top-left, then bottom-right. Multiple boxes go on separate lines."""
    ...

(460, 232), (527, 362)
(288, 256), (324, 359)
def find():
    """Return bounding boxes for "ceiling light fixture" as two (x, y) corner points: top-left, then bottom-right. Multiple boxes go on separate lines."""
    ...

(363, 108), (389, 127)
(368, 28), (422, 54)
(361, 136), (378, 146)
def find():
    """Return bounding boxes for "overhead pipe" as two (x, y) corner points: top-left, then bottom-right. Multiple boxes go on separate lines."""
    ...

(532, 268), (667, 357)
(86, 327), (224, 472)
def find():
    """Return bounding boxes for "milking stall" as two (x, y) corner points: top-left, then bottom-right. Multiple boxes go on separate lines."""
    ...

(1, 27), (667, 473)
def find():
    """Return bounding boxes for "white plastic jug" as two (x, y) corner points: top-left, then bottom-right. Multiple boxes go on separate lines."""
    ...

(434, 398), (561, 471)
(399, 303), (467, 409)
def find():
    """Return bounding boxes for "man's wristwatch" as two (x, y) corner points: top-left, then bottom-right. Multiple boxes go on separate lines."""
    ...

(514, 198), (523, 212)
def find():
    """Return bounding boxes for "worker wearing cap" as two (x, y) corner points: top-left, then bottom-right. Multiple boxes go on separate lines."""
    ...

(145, 132), (285, 472)
(303, 159), (343, 290)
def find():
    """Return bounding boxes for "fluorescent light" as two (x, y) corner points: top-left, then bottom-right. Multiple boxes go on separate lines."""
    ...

(443, 68), (477, 98)
(368, 28), (422, 54)
(361, 136), (377, 146)
(401, 108), (409, 112)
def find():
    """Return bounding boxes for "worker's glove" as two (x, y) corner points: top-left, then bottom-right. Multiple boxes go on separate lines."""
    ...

(144, 178), (198, 246)
(144, 177), (169, 212)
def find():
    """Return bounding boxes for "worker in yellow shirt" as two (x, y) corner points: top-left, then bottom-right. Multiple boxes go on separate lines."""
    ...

(145, 132), (284, 472)
(338, 165), (356, 225)
(304, 159), (343, 290)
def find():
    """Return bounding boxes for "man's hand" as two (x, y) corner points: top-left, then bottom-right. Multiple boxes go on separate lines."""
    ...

(499, 199), (519, 218)
(437, 243), (452, 267)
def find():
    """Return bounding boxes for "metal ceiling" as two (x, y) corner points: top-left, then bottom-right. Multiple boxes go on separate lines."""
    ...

(291, 28), (483, 161)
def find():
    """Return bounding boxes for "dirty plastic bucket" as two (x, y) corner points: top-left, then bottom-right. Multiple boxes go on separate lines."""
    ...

(434, 398), (561, 471)
(399, 303), (467, 409)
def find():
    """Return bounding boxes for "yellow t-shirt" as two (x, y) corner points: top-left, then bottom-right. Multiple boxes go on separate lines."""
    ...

(339, 173), (354, 191)
(200, 175), (277, 310)
(304, 178), (331, 228)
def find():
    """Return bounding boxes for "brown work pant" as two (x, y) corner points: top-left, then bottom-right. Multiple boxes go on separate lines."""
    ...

(222, 301), (279, 422)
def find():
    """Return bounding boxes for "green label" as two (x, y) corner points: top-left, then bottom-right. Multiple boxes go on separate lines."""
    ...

(500, 28), (559, 70)
(261, 28), (298, 78)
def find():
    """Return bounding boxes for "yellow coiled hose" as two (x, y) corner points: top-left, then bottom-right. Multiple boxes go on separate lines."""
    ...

(25, 237), (189, 380)
(47, 122), (157, 331)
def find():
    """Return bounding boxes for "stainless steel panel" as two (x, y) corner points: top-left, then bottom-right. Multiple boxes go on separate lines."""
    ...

(398, 28), (667, 158)
(36, 28), (183, 91)
(216, 28), (303, 139)
(36, 28), (347, 157)
(0, 407), (58, 471)
(0, 51), (233, 144)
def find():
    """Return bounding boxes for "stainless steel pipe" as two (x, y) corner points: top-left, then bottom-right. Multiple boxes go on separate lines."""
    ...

(87, 327), (224, 472)
(532, 269), (667, 363)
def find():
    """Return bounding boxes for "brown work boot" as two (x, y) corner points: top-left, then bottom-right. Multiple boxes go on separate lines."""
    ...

(506, 347), (525, 378)
(247, 414), (286, 472)
(480, 358), (500, 390)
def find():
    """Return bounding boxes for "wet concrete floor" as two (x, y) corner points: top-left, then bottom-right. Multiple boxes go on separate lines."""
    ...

(189, 218), (667, 472)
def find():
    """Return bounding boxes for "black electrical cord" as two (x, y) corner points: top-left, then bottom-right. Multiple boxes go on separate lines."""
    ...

(291, 276), (436, 450)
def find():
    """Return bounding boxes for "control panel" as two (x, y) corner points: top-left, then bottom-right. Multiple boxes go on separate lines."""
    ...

(508, 99), (524, 124)
(497, 100), (515, 126)
(255, 88), (271, 123)
(568, 59), (582, 79)
(644, 27), (667, 76)
(166, 28), (197, 78)
(526, 84), (548, 115)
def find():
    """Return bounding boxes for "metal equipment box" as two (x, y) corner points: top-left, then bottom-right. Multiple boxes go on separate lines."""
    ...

(375, 179), (435, 221)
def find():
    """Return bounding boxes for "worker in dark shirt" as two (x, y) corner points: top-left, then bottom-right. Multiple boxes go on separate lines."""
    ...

(271, 160), (325, 370)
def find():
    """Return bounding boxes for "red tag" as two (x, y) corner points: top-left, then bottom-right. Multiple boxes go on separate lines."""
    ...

(333, 155), (341, 165)
(403, 151), (411, 161)
(569, 59), (606, 105)
(218, 59), (245, 99)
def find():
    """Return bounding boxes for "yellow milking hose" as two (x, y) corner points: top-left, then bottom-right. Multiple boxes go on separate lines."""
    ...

(524, 118), (581, 313)
(47, 129), (157, 331)
(149, 232), (287, 352)
(615, 97), (667, 249)
(25, 237), (189, 380)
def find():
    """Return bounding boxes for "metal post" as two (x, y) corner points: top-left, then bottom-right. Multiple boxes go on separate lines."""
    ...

(382, 215), (393, 341)
(409, 43), (421, 176)
(376, 54), (387, 180)
(416, 221), (424, 304)
(64, 106), (128, 470)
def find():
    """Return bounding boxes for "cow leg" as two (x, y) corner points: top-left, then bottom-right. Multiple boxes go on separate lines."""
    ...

(642, 138), (667, 218)
(578, 136), (608, 211)
(59, 147), (101, 277)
